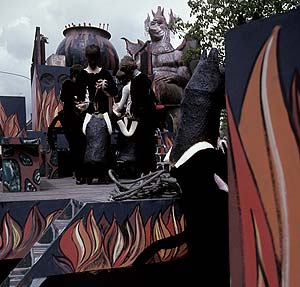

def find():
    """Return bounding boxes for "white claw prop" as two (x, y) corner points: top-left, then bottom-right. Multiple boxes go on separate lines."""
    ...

(117, 117), (138, 137)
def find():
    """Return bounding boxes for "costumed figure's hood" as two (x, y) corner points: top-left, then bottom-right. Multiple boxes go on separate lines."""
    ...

(169, 48), (225, 165)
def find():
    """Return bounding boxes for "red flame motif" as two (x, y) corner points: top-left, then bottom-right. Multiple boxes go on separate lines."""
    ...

(55, 205), (186, 273)
(0, 102), (6, 125)
(0, 206), (62, 260)
(34, 76), (63, 130)
(152, 205), (186, 262)
(0, 102), (22, 137)
(228, 26), (300, 287)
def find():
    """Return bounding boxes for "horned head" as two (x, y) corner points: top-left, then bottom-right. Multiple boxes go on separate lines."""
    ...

(152, 6), (167, 23)
(145, 6), (177, 32)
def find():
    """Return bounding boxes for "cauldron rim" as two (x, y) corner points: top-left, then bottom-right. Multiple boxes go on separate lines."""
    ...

(62, 26), (111, 40)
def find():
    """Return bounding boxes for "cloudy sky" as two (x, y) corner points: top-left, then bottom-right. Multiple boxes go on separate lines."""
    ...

(0, 0), (192, 121)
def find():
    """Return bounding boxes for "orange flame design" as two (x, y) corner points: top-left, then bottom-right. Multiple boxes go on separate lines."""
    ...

(228, 26), (300, 286)
(58, 210), (109, 272)
(4, 114), (21, 137)
(56, 204), (186, 273)
(228, 98), (280, 287)
(37, 87), (62, 130)
(0, 212), (22, 259)
(0, 101), (22, 137)
(0, 206), (62, 260)
(153, 205), (186, 261)
(33, 74), (63, 130)
(0, 102), (7, 132)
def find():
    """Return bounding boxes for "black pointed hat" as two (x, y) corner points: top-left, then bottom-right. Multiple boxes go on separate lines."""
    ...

(169, 48), (225, 164)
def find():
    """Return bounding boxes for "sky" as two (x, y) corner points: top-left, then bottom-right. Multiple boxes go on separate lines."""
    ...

(0, 0), (192, 121)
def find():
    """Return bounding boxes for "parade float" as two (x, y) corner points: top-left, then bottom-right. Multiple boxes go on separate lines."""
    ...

(1, 5), (299, 287)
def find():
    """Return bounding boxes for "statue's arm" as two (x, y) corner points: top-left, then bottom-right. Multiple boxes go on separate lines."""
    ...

(154, 66), (190, 87)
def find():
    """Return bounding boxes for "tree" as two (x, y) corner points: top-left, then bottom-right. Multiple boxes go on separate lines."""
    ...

(172, 0), (300, 62)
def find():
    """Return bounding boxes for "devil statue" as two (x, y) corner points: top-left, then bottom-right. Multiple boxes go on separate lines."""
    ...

(122, 6), (192, 132)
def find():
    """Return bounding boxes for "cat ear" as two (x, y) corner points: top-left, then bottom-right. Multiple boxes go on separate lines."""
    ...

(200, 49), (207, 61)
(208, 48), (219, 65)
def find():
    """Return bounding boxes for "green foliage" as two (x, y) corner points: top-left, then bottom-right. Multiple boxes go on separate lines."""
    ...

(168, 17), (186, 36)
(176, 0), (299, 61)
(181, 46), (202, 64)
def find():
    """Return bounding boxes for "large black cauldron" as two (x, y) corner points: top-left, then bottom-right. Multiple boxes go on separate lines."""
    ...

(56, 26), (119, 74)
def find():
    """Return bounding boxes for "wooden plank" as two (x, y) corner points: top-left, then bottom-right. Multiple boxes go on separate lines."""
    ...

(0, 177), (115, 202)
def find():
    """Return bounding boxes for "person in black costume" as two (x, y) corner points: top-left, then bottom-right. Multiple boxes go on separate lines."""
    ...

(112, 70), (137, 178)
(113, 70), (132, 117)
(82, 92), (114, 184)
(59, 64), (87, 184)
(118, 56), (158, 176)
(74, 44), (117, 183)
(60, 64), (82, 114)
(75, 44), (118, 115)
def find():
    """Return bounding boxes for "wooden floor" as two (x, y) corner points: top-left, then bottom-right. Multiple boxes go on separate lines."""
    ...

(0, 177), (115, 202)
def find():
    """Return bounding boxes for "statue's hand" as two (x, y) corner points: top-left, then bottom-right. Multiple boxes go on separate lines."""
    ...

(155, 74), (174, 83)
(154, 72), (188, 87)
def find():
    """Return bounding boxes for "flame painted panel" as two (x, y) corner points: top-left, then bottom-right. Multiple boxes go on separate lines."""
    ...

(17, 199), (185, 285)
(225, 9), (300, 287)
(0, 96), (26, 137)
(0, 199), (70, 283)
(31, 65), (69, 131)
(0, 200), (69, 260)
